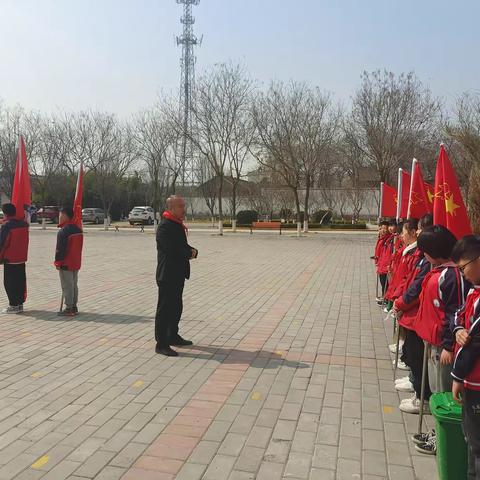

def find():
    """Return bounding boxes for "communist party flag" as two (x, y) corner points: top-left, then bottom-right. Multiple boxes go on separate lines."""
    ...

(396, 169), (411, 219)
(11, 136), (31, 220)
(407, 158), (432, 219)
(380, 182), (397, 217)
(73, 162), (84, 227)
(424, 182), (435, 208)
(433, 144), (472, 239)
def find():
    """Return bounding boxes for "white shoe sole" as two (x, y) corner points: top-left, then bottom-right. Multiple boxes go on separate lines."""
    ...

(395, 384), (414, 392)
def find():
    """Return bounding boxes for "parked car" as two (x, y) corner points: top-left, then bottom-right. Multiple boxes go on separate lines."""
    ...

(128, 206), (155, 225)
(37, 206), (60, 223)
(82, 208), (105, 224)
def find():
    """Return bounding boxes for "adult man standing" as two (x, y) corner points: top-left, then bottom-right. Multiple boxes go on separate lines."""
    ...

(155, 196), (198, 356)
(0, 203), (29, 313)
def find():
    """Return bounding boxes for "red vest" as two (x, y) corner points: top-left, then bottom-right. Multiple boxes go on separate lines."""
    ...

(385, 244), (405, 300)
(414, 265), (461, 346)
(0, 223), (29, 264)
(376, 234), (393, 274)
(454, 288), (480, 391)
(63, 233), (83, 271)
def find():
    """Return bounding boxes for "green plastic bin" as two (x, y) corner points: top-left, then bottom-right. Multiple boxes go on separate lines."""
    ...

(429, 392), (468, 480)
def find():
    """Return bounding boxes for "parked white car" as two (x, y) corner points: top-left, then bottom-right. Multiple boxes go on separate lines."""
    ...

(128, 206), (155, 225)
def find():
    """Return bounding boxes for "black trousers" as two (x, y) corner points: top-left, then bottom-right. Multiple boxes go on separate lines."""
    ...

(401, 328), (431, 400)
(155, 280), (184, 347)
(379, 274), (388, 296)
(464, 388), (480, 480)
(4, 263), (26, 306)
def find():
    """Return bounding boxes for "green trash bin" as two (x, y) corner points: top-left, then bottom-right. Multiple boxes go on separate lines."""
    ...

(429, 392), (468, 480)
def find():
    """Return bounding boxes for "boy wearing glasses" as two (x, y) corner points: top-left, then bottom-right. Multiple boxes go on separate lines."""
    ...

(411, 225), (469, 454)
(451, 235), (480, 479)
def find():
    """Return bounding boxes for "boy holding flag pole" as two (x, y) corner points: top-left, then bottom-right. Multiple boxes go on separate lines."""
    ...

(55, 163), (84, 316)
(0, 137), (30, 313)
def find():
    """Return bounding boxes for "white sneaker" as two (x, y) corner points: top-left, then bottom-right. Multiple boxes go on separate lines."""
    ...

(2, 306), (22, 314)
(395, 380), (414, 392)
(399, 398), (430, 414)
(393, 360), (410, 371)
(395, 376), (410, 385)
(389, 344), (398, 353)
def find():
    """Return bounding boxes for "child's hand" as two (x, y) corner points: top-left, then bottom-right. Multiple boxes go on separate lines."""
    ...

(440, 349), (454, 365)
(452, 381), (464, 404)
(455, 328), (470, 347)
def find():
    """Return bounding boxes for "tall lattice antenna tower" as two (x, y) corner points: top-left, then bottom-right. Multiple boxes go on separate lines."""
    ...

(176, 0), (202, 186)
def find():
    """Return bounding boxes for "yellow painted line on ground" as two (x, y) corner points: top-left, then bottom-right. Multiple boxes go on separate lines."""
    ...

(274, 350), (284, 357)
(132, 380), (144, 388)
(251, 392), (262, 400)
(31, 372), (42, 378)
(98, 338), (108, 344)
(31, 455), (49, 469)
(21, 332), (31, 336)
(383, 406), (394, 414)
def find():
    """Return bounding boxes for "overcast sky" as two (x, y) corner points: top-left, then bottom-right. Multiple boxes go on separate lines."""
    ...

(0, 0), (479, 116)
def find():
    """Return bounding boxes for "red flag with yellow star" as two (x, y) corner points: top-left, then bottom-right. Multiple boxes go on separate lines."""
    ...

(433, 144), (472, 239)
(380, 182), (397, 218)
(407, 159), (432, 219)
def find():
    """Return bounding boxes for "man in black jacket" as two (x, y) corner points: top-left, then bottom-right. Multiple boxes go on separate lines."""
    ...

(155, 196), (198, 356)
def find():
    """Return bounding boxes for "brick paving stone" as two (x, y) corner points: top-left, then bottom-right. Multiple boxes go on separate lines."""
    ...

(0, 230), (438, 479)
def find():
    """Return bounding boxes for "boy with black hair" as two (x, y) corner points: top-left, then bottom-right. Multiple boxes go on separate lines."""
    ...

(55, 207), (83, 316)
(451, 235), (480, 479)
(0, 203), (29, 313)
(410, 225), (469, 455)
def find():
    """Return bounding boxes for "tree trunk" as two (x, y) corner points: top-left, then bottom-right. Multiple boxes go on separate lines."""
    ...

(218, 176), (224, 235)
(293, 187), (302, 237)
(303, 176), (311, 233)
(231, 182), (238, 233)
(468, 165), (480, 233)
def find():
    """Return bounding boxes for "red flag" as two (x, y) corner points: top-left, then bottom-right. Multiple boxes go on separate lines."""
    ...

(11, 136), (31, 220)
(424, 182), (435, 208)
(73, 162), (84, 227)
(380, 182), (397, 218)
(433, 144), (472, 239)
(396, 169), (411, 219)
(407, 159), (432, 219)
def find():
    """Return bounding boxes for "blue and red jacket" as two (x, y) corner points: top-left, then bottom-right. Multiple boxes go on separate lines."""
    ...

(452, 287), (480, 391)
(54, 222), (83, 271)
(395, 249), (430, 330)
(0, 216), (29, 264)
(413, 263), (467, 350)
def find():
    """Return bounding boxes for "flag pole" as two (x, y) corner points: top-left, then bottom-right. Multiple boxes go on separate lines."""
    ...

(417, 341), (430, 434)
(396, 168), (402, 222)
(379, 182), (384, 222)
(406, 159), (417, 219)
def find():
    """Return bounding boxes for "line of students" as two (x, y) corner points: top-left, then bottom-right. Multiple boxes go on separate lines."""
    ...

(0, 203), (83, 316)
(373, 216), (480, 478)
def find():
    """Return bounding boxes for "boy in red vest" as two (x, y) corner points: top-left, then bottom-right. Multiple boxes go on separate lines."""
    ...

(55, 207), (83, 316)
(451, 235), (480, 478)
(411, 225), (469, 455)
(0, 203), (29, 314)
(375, 221), (394, 304)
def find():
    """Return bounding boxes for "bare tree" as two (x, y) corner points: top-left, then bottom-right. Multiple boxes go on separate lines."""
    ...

(445, 93), (480, 231)
(347, 70), (441, 184)
(251, 81), (338, 234)
(188, 63), (253, 234)
(197, 154), (217, 223)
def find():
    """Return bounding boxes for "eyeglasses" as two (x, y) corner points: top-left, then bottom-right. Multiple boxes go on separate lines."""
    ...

(458, 256), (480, 274)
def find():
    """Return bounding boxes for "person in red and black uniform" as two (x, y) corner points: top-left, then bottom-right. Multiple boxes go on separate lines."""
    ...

(451, 235), (480, 479)
(155, 196), (198, 357)
(0, 203), (29, 314)
(376, 221), (394, 304)
(55, 207), (83, 316)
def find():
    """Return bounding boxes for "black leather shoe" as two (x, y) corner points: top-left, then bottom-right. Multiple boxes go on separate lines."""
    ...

(170, 336), (193, 347)
(155, 345), (179, 356)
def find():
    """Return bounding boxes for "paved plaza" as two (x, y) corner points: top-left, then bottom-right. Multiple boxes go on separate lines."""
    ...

(0, 229), (436, 480)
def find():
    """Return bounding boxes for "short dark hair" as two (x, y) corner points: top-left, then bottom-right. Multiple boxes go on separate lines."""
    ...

(452, 235), (480, 263)
(389, 220), (397, 227)
(418, 225), (458, 259)
(418, 213), (433, 230)
(61, 207), (74, 219)
(380, 220), (389, 227)
(403, 218), (419, 232)
(2, 203), (16, 217)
